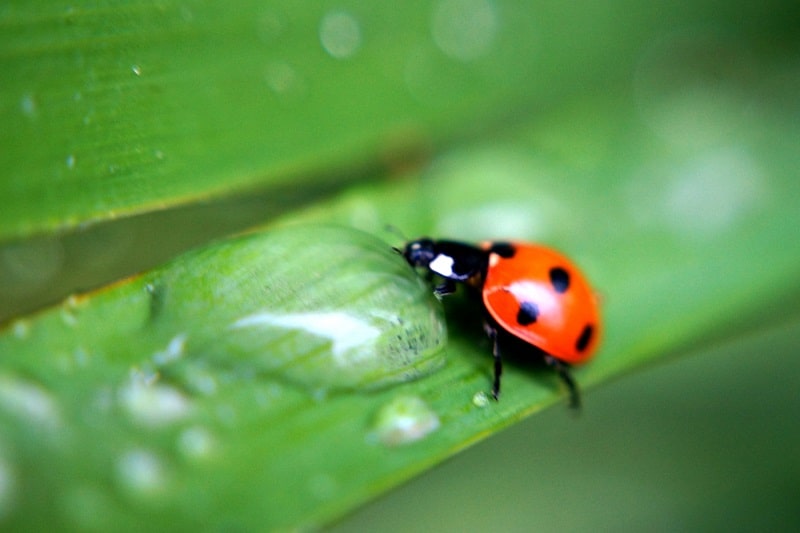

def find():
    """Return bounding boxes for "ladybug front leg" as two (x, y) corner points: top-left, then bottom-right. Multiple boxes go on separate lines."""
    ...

(433, 278), (457, 297)
(543, 355), (581, 410)
(483, 321), (502, 400)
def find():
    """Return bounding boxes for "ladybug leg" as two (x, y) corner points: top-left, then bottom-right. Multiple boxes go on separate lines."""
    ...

(483, 322), (502, 400)
(433, 278), (457, 297)
(543, 355), (581, 410)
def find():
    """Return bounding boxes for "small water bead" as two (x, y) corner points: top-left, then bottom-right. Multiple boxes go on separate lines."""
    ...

(177, 426), (216, 460)
(116, 449), (168, 497)
(319, 10), (362, 59)
(119, 372), (192, 427)
(431, 0), (498, 62)
(371, 395), (441, 446)
(0, 374), (62, 430)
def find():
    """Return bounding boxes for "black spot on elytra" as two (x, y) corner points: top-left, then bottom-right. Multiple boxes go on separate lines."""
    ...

(576, 324), (594, 352)
(516, 301), (539, 326)
(549, 267), (570, 294)
(489, 242), (516, 258)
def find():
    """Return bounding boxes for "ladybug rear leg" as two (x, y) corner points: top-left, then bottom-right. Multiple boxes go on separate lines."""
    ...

(543, 354), (581, 410)
(483, 322), (503, 400)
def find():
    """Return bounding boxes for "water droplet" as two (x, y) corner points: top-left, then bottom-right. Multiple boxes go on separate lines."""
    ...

(0, 374), (61, 429)
(0, 455), (16, 519)
(131, 64), (142, 76)
(11, 320), (30, 339)
(60, 295), (81, 326)
(472, 391), (491, 407)
(431, 0), (498, 62)
(257, 10), (286, 43)
(73, 346), (90, 367)
(152, 333), (188, 366)
(20, 94), (37, 117)
(371, 395), (440, 446)
(116, 449), (167, 496)
(154, 149), (165, 160)
(264, 61), (306, 100)
(177, 426), (215, 460)
(319, 10), (362, 60)
(179, 6), (193, 22)
(119, 372), (191, 427)
(66, 154), (76, 169)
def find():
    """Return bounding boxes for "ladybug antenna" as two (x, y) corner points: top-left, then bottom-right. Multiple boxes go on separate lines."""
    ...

(384, 223), (408, 241)
(385, 224), (410, 256)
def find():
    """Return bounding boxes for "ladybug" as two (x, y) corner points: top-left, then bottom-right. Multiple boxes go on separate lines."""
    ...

(403, 238), (600, 408)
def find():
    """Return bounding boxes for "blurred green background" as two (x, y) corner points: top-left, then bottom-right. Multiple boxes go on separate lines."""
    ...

(2, 0), (799, 530)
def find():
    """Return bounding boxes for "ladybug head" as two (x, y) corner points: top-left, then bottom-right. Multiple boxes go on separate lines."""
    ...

(402, 238), (437, 268)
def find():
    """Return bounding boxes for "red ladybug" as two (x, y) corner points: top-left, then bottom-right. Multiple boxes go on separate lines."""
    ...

(403, 238), (600, 408)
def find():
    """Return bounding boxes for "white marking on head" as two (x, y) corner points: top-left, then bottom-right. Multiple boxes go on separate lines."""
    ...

(429, 254), (455, 278)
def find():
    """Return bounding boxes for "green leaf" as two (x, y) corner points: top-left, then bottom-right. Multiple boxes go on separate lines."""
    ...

(1, 0), (799, 530)
(1, 0), (566, 240)
(6, 0), (780, 240)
